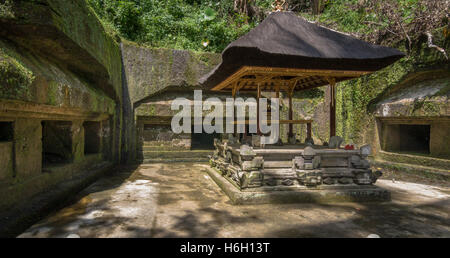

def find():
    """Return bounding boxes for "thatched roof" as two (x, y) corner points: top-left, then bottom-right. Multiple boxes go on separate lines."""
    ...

(200, 12), (405, 92)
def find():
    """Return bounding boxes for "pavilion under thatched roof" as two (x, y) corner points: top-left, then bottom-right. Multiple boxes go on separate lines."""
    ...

(200, 12), (405, 93)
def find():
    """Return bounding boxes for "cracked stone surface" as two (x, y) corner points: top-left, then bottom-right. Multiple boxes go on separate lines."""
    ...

(19, 163), (450, 238)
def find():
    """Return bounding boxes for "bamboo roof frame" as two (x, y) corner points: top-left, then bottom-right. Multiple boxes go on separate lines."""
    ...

(211, 66), (372, 93)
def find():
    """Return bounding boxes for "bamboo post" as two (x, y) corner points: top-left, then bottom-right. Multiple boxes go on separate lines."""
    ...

(307, 122), (312, 139)
(327, 78), (336, 138)
(288, 87), (294, 138)
(232, 84), (237, 137)
(257, 83), (261, 135)
(276, 85), (280, 141)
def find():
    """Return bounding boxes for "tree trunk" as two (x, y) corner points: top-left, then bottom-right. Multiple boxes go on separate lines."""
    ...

(234, 0), (249, 15)
(311, 0), (324, 15)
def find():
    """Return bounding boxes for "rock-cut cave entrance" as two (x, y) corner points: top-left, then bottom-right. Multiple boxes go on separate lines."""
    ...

(83, 121), (101, 154)
(382, 123), (431, 155)
(191, 124), (219, 150)
(42, 121), (73, 165)
(0, 121), (13, 142)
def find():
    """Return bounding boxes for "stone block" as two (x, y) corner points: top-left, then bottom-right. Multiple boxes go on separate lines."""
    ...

(329, 136), (343, 149)
(14, 118), (42, 178)
(303, 146), (316, 157)
(251, 135), (261, 147)
(430, 122), (450, 158)
(240, 171), (263, 188)
(323, 177), (336, 185)
(338, 177), (353, 184)
(241, 157), (263, 171)
(353, 171), (372, 185)
(239, 144), (255, 156)
(293, 156), (305, 169)
(305, 137), (315, 145)
(206, 167), (391, 204)
(360, 144), (372, 157)
(351, 155), (370, 169)
(304, 163), (314, 170)
(312, 155), (321, 169)
(0, 142), (13, 181)
(72, 121), (84, 163)
(298, 171), (323, 186)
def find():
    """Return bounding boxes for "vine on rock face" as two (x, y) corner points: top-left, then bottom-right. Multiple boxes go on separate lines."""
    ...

(426, 32), (448, 60)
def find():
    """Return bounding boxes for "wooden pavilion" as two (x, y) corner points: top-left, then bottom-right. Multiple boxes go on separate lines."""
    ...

(201, 11), (404, 140)
(203, 12), (404, 200)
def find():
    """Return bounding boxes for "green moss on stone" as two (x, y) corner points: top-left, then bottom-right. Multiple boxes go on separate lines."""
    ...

(0, 50), (34, 100)
(184, 56), (198, 86)
(336, 30), (449, 144)
(0, 0), (14, 19)
(422, 101), (441, 116)
(45, 0), (123, 101)
(191, 51), (221, 68)
(46, 81), (59, 105)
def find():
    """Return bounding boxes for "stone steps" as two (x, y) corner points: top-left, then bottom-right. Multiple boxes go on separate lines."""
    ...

(140, 158), (209, 163)
(372, 158), (450, 181)
(139, 150), (212, 160)
(140, 146), (190, 152)
(378, 150), (450, 170)
(141, 141), (180, 147)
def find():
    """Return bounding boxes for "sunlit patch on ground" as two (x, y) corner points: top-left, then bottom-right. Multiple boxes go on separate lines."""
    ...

(19, 163), (450, 238)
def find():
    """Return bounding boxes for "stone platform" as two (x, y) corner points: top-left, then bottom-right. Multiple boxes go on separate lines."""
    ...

(208, 138), (391, 204)
(205, 166), (391, 204)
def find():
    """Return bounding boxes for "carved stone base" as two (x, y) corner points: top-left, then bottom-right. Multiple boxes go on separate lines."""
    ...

(205, 166), (391, 204)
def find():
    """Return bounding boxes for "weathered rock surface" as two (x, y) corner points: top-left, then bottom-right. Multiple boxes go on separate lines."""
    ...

(121, 42), (221, 104)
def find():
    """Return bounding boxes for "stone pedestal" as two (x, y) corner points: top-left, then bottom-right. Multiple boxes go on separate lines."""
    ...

(209, 139), (389, 204)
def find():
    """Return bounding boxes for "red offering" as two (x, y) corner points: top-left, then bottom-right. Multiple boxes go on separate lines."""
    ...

(345, 144), (355, 150)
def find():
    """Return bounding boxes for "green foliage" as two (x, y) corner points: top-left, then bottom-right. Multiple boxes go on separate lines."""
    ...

(87, 0), (256, 52)
(0, 50), (34, 100)
(293, 88), (324, 99)
(336, 57), (412, 142)
(311, 0), (447, 45)
(0, 0), (14, 19)
(317, 0), (372, 32)
(87, 0), (447, 53)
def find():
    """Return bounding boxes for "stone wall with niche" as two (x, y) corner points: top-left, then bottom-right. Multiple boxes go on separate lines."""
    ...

(0, 0), (120, 211)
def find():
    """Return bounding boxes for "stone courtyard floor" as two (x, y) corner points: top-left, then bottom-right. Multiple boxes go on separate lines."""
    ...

(18, 163), (450, 238)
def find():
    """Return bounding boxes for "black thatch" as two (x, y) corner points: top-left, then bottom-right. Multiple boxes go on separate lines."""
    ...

(200, 12), (405, 89)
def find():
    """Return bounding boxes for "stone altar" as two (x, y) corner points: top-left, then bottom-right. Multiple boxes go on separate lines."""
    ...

(208, 138), (388, 204)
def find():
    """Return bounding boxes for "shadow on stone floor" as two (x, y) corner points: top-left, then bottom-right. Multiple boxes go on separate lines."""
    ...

(148, 199), (449, 238)
(17, 163), (450, 238)
(149, 207), (263, 238)
(264, 198), (450, 238)
(145, 164), (449, 238)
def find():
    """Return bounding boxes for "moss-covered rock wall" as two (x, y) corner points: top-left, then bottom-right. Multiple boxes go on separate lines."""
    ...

(120, 42), (221, 162)
(121, 41), (221, 104)
(0, 0), (127, 212)
(0, 0), (447, 215)
(281, 88), (328, 144)
(335, 29), (449, 155)
(0, 0), (125, 162)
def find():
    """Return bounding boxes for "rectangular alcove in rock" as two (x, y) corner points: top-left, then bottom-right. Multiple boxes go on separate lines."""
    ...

(378, 119), (450, 160)
(83, 121), (101, 154)
(42, 121), (73, 166)
(191, 125), (219, 150)
(0, 122), (13, 142)
(0, 121), (14, 181)
(381, 124), (431, 155)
